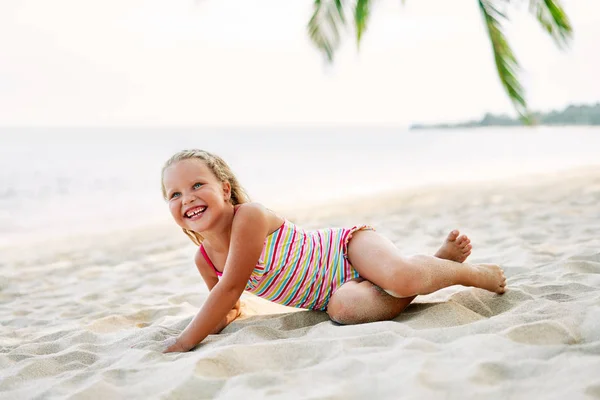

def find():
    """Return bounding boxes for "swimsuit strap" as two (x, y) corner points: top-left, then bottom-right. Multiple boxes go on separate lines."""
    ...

(198, 205), (239, 277)
(199, 244), (222, 277)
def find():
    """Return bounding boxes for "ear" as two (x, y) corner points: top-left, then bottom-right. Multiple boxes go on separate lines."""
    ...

(222, 181), (232, 201)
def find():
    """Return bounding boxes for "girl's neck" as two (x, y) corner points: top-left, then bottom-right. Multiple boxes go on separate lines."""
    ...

(201, 204), (236, 253)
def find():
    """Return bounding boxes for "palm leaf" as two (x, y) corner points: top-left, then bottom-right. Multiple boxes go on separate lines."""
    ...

(307, 0), (348, 62)
(529, 0), (573, 49)
(308, 0), (376, 59)
(355, 0), (371, 44)
(478, 0), (530, 122)
(335, 0), (346, 24)
(306, 0), (571, 123)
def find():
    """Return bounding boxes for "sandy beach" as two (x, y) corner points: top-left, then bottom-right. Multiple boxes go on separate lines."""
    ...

(2, 166), (600, 399)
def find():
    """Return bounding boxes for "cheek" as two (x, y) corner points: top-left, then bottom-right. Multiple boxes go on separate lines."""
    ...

(168, 201), (182, 220)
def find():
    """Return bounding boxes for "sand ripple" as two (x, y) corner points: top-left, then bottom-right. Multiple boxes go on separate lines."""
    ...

(2, 167), (600, 398)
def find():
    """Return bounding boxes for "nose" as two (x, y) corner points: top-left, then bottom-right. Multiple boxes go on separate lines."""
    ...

(182, 192), (197, 205)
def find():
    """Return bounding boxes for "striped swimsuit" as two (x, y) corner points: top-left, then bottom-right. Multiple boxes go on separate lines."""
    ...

(199, 220), (371, 311)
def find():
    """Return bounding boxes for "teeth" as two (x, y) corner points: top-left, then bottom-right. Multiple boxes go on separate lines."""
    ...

(186, 206), (206, 217)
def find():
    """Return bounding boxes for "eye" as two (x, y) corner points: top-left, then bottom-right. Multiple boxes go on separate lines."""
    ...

(193, 182), (203, 189)
(170, 192), (181, 200)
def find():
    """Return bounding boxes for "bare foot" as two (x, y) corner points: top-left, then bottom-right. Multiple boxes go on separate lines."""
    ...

(471, 263), (507, 294)
(435, 230), (472, 262)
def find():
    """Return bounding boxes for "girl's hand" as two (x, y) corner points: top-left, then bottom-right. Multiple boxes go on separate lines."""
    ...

(162, 337), (191, 353)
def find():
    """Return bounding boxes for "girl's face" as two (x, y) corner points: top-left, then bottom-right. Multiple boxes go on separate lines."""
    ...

(162, 159), (231, 233)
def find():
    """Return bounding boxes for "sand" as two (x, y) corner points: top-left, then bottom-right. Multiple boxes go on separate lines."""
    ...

(2, 166), (600, 399)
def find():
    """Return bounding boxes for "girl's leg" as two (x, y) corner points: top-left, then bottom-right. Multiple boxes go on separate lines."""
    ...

(327, 278), (415, 324)
(346, 230), (506, 298)
(327, 230), (482, 325)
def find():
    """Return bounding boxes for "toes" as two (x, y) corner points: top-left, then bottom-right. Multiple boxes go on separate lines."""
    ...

(459, 241), (471, 250)
(447, 230), (459, 242)
(464, 244), (472, 252)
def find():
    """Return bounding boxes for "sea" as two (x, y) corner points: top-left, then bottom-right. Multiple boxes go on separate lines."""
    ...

(1, 126), (599, 248)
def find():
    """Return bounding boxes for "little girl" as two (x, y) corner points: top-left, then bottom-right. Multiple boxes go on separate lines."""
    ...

(160, 149), (506, 353)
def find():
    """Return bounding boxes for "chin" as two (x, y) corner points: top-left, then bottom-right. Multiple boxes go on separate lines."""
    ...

(186, 215), (211, 232)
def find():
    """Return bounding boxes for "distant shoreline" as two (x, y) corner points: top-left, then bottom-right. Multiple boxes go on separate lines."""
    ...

(410, 103), (600, 130)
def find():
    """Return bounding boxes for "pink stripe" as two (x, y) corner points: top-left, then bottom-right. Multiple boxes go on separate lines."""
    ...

(271, 235), (306, 303)
(200, 245), (222, 277)
(314, 230), (335, 307)
(281, 229), (297, 268)
(342, 229), (352, 278)
(254, 225), (290, 296)
(288, 236), (317, 304)
(265, 225), (285, 269)
(299, 231), (323, 308)
(262, 229), (298, 298)
(287, 234), (316, 305)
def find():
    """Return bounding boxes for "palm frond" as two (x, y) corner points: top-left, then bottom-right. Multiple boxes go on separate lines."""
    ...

(308, 0), (377, 60)
(478, 0), (530, 122)
(355, 0), (371, 44)
(529, 0), (573, 49)
(307, 0), (348, 62)
(335, 0), (346, 24)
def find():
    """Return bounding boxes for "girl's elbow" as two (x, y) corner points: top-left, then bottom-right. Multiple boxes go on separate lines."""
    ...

(218, 282), (245, 299)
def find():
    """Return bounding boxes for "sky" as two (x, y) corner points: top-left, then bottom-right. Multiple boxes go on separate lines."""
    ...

(1, 0), (599, 127)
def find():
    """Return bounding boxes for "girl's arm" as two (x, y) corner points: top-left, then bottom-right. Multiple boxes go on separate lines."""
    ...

(166, 204), (270, 352)
(211, 299), (241, 334)
(194, 246), (241, 333)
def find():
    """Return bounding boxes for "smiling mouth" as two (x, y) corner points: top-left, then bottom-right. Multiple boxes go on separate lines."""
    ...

(185, 206), (207, 218)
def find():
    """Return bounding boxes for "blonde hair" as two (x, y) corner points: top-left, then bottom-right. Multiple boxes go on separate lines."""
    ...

(161, 149), (250, 246)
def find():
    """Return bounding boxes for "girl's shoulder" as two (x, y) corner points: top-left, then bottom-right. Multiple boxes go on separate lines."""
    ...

(234, 202), (285, 236)
(234, 201), (266, 213)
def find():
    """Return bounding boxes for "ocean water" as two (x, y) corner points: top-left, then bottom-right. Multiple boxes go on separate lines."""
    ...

(1, 126), (599, 247)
